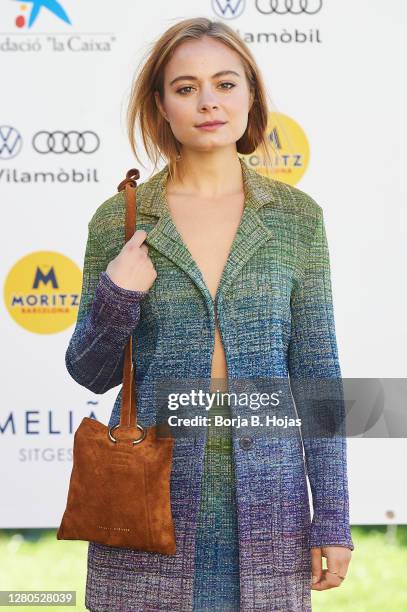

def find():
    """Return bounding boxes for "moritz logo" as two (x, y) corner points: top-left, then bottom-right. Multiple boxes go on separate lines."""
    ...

(13, 0), (72, 29)
(3, 251), (81, 334)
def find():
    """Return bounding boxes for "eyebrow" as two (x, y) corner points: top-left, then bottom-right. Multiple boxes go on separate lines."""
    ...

(169, 70), (241, 86)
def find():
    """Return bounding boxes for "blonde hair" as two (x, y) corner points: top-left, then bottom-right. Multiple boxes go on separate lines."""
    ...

(126, 17), (274, 181)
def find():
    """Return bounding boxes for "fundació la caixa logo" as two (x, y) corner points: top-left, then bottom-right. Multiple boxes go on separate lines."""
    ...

(13, 0), (72, 29)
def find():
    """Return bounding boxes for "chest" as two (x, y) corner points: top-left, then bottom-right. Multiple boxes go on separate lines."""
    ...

(166, 193), (245, 301)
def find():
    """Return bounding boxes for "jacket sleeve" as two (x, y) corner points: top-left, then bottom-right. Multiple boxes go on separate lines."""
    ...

(287, 205), (354, 551)
(65, 222), (148, 394)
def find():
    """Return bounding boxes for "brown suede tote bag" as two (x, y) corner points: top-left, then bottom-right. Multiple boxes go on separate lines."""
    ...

(56, 169), (176, 555)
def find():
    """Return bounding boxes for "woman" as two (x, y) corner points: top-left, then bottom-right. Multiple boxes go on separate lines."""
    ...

(65, 17), (354, 612)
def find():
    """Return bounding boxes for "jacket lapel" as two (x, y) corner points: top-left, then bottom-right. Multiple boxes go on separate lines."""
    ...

(145, 210), (212, 305)
(140, 157), (276, 310)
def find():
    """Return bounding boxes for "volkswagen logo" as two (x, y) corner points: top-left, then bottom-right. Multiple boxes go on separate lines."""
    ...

(256, 0), (323, 14)
(0, 126), (23, 160)
(32, 131), (100, 154)
(212, 0), (246, 20)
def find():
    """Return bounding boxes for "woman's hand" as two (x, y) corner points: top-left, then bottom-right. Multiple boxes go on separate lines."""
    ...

(310, 546), (352, 590)
(105, 230), (157, 292)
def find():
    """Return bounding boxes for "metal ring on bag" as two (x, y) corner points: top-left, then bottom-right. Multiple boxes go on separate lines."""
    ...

(108, 423), (146, 444)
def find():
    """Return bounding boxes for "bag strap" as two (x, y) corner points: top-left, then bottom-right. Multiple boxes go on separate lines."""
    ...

(117, 168), (140, 429)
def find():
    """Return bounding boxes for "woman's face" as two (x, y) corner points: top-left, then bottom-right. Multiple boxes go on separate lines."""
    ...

(155, 36), (254, 154)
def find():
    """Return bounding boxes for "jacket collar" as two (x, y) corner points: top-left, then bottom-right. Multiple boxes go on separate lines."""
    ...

(139, 156), (277, 312)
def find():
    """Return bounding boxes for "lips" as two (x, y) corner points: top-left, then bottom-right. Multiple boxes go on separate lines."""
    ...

(196, 121), (226, 127)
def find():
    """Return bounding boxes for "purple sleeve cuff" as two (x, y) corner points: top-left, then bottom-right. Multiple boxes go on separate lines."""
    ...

(90, 271), (149, 331)
(99, 270), (149, 300)
(309, 518), (354, 551)
(65, 272), (149, 394)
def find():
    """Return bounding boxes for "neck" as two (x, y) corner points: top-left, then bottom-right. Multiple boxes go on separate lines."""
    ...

(167, 150), (244, 199)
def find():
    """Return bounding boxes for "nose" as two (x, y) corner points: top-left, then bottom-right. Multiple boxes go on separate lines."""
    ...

(199, 100), (219, 112)
(198, 87), (219, 111)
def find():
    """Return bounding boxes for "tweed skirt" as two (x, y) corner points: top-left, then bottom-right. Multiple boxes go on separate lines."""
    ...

(85, 396), (240, 611)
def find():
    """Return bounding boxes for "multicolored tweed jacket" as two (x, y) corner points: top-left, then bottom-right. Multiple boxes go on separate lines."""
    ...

(65, 156), (354, 611)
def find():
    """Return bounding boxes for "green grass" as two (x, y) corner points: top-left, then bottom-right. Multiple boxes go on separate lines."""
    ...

(0, 526), (406, 611)
(312, 526), (407, 611)
(0, 529), (87, 611)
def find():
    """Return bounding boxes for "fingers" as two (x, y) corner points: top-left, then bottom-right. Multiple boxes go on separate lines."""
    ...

(311, 568), (343, 591)
(310, 547), (322, 587)
(325, 557), (348, 585)
(310, 546), (349, 590)
(127, 229), (148, 248)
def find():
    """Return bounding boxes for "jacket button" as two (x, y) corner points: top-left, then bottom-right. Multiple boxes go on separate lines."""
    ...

(239, 436), (253, 450)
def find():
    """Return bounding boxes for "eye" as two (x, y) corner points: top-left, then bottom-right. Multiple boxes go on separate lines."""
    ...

(175, 82), (237, 95)
(219, 82), (236, 90)
(176, 86), (195, 95)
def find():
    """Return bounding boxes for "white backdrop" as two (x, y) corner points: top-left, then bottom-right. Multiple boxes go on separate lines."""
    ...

(1, 1), (406, 527)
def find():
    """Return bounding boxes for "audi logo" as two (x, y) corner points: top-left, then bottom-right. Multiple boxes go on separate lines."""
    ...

(32, 131), (100, 154)
(256, 0), (323, 14)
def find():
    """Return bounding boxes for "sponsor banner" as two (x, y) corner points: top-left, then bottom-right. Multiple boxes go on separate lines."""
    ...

(1, 0), (406, 528)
